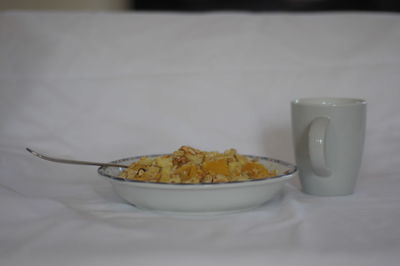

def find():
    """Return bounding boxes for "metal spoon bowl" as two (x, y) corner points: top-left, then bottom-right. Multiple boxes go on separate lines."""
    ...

(26, 148), (128, 168)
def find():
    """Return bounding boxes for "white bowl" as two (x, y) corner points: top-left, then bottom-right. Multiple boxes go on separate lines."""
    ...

(98, 155), (297, 214)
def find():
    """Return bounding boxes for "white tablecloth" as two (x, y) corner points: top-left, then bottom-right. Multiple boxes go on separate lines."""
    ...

(1, 11), (399, 266)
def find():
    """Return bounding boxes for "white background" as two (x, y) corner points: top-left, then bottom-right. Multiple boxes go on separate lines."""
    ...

(0, 11), (399, 266)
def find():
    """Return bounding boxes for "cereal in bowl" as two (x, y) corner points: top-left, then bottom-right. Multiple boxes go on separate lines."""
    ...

(119, 146), (277, 184)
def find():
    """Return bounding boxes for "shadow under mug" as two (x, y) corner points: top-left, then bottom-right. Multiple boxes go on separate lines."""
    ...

(291, 98), (366, 196)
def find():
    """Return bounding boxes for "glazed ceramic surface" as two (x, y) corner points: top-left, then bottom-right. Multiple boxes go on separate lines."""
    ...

(98, 155), (297, 213)
(291, 98), (366, 196)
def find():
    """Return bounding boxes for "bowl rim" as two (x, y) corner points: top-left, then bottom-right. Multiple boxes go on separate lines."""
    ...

(97, 154), (297, 188)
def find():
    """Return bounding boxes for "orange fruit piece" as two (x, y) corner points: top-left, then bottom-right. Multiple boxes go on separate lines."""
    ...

(203, 159), (230, 176)
(242, 162), (269, 178)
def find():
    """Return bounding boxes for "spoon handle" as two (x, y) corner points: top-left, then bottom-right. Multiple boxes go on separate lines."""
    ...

(26, 148), (128, 168)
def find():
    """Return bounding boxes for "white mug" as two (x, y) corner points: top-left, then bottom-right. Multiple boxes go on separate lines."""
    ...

(291, 98), (366, 196)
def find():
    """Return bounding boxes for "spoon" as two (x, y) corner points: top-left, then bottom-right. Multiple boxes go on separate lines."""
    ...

(26, 148), (129, 168)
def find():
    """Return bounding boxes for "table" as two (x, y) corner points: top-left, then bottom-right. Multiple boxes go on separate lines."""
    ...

(1, 11), (399, 266)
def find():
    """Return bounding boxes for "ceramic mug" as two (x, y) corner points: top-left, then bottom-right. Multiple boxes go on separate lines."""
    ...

(291, 98), (366, 196)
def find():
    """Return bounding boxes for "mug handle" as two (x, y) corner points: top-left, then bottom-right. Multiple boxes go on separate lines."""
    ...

(309, 117), (332, 177)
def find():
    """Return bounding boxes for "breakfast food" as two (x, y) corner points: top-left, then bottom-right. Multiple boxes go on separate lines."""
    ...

(119, 146), (277, 184)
